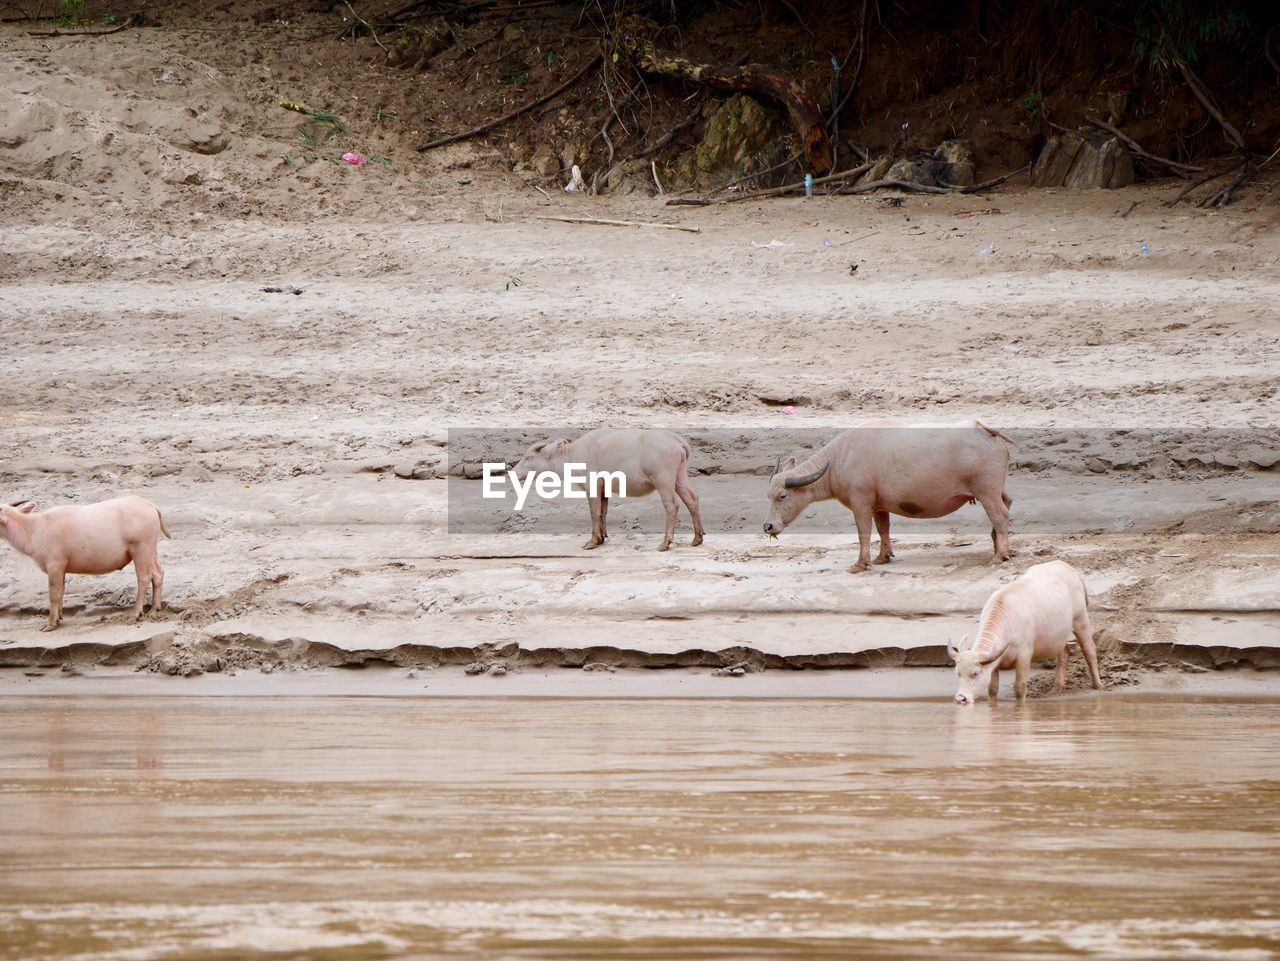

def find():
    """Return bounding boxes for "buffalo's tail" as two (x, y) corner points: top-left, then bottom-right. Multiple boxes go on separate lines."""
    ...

(976, 419), (1015, 446)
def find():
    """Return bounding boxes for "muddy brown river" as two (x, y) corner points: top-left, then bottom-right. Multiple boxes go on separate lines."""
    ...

(1, 695), (1278, 960)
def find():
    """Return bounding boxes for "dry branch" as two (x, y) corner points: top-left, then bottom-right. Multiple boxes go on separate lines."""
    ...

(636, 42), (832, 174)
(28, 12), (145, 36)
(417, 53), (601, 152)
(1162, 158), (1247, 206)
(828, 0), (870, 129)
(1199, 163), (1250, 208)
(1173, 55), (1246, 152)
(632, 101), (704, 162)
(341, 1), (386, 52)
(537, 216), (700, 233)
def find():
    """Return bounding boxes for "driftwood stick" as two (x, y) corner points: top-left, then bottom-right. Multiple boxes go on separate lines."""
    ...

(1084, 116), (1202, 177)
(666, 161), (873, 206)
(959, 165), (1029, 193)
(417, 53), (601, 152)
(537, 215), (700, 233)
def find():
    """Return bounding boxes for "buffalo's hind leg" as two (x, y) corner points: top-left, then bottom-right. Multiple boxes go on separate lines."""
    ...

(872, 511), (894, 564)
(675, 473), (704, 546)
(1075, 609), (1104, 691)
(599, 483), (609, 543)
(978, 491), (1011, 562)
(129, 554), (149, 622)
(131, 541), (165, 618)
(657, 486), (678, 552)
(584, 496), (604, 550)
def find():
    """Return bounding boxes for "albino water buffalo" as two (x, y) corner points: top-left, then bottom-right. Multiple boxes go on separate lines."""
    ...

(510, 428), (703, 551)
(949, 560), (1102, 704)
(0, 496), (171, 631)
(763, 418), (1013, 572)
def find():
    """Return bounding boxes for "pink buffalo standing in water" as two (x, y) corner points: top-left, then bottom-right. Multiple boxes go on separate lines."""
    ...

(949, 560), (1103, 704)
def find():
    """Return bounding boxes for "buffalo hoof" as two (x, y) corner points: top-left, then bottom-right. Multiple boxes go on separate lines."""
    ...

(657, 542), (671, 552)
(690, 534), (704, 547)
(872, 555), (892, 565)
(40, 622), (58, 633)
(583, 540), (602, 551)
(848, 563), (868, 574)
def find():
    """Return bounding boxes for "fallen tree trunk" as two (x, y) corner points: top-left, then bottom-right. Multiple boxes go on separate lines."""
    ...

(636, 42), (832, 174)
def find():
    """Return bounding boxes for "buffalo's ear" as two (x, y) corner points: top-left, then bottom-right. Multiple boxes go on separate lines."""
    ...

(16, 501), (35, 514)
(947, 633), (971, 661)
(946, 636), (961, 662)
(548, 438), (571, 456)
(530, 442), (547, 453)
(783, 456), (798, 471)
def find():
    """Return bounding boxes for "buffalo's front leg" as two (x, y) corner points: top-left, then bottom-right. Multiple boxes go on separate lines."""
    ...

(43, 566), (66, 632)
(849, 506), (873, 573)
(1053, 645), (1069, 695)
(1014, 650), (1032, 703)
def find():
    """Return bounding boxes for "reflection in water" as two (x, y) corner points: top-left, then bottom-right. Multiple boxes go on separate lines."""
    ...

(1, 695), (1278, 960)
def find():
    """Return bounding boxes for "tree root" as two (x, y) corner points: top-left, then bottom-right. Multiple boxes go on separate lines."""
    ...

(636, 42), (832, 174)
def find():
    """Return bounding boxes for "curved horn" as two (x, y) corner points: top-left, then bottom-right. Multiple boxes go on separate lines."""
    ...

(784, 463), (829, 488)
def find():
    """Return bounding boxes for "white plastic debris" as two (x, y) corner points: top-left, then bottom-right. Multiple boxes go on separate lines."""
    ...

(564, 164), (585, 193)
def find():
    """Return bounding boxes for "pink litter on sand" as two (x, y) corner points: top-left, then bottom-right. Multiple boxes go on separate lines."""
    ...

(782, 405), (796, 415)
(342, 152), (367, 166)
